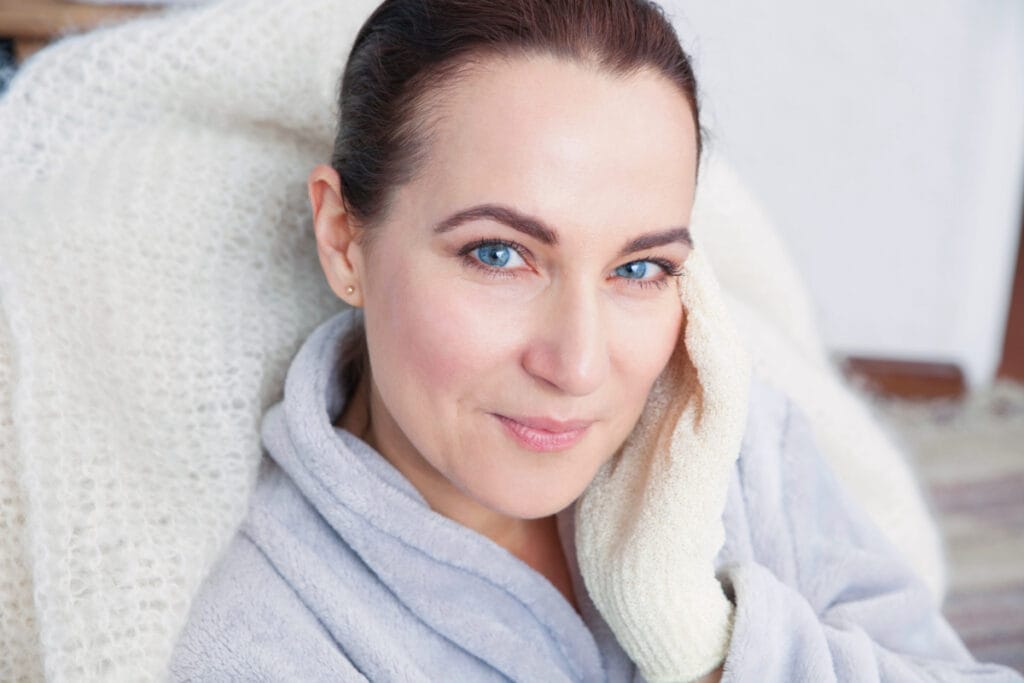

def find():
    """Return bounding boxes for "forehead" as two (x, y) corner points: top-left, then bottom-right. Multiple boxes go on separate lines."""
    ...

(406, 53), (699, 237)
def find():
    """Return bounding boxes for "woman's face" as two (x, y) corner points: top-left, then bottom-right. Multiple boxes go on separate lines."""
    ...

(344, 54), (697, 521)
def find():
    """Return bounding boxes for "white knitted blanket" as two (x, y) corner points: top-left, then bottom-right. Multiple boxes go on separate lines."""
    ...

(0, 1), (946, 680)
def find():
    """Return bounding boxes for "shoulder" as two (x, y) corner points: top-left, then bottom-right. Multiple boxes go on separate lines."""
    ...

(167, 489), (365, 680)
(739, 375), (896, 552)
(728, 373), (931, 608)
(726, 374), (858, 581)
(732, 374), (795, 501)
(719, 375), (802, 579)
(734, 372), (843, 511)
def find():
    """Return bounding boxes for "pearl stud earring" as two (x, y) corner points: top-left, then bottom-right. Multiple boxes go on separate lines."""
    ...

(345, 285), (355, 295)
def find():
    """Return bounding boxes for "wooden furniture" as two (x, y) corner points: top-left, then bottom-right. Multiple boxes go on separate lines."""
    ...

(998, 195), (1024, 382)
(0, 0), (157, 62)
(839, 357), (966, 399)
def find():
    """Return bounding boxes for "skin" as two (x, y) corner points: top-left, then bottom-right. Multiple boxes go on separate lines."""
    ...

(309, 55), (721, 679)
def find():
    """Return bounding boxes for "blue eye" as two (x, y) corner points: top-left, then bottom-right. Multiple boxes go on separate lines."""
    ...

(615, 261), (664, 280)
(476, 244), (508, 267)
(471, 242), (527, 269)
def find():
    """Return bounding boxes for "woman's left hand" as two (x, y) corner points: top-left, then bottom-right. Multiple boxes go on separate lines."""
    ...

(574, 247), (751, 683)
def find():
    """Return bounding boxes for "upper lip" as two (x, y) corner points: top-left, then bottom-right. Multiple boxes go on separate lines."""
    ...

(498, 414), (594, 433)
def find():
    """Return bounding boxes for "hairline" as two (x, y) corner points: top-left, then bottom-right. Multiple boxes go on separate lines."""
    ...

(352, 47), (700, 254)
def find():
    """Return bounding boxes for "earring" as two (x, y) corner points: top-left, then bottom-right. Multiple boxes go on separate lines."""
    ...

(345, 285), (355, 295)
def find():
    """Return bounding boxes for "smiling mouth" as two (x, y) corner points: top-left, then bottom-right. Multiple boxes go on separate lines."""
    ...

(492, 414), (592, 452)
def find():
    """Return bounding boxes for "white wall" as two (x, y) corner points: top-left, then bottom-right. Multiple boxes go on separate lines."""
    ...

(663, 0), (1024, 388)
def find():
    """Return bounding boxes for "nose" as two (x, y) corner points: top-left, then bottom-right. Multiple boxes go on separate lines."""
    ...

(521, 280), (610, 397)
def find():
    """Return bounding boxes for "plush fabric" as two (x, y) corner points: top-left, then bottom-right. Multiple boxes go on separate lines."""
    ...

(168, 307), (1023, 682)
(0, 0), (948, 679)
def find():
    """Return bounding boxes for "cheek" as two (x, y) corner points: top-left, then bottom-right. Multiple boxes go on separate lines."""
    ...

(363, 251), (520, 419)
(612, 300), (683, 420)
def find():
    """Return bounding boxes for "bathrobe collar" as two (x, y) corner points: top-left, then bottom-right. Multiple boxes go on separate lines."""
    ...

(260, 307), (639, 681)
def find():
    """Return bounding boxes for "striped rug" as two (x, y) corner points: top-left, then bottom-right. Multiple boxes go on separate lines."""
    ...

(865, 379), (1024, 673)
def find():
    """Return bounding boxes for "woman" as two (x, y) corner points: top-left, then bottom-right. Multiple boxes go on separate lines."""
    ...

(169, 1), (1021, 681)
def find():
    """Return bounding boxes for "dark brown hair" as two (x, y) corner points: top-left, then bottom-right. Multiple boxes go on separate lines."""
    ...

(330, 0), (703, 397)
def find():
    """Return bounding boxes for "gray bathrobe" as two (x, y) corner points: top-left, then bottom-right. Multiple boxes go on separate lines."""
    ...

(168, 309), (1022, 682)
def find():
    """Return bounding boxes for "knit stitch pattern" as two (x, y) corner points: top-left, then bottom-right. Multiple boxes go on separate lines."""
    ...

(0, 1), (375, 679)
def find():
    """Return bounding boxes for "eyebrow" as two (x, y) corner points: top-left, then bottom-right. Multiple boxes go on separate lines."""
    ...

(432, 203), (693, 257)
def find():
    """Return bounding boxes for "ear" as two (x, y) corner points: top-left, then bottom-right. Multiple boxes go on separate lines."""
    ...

(308, 164), (365, 307)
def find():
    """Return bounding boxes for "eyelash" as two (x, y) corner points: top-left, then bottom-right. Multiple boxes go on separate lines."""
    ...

(456, 238), (683, 291)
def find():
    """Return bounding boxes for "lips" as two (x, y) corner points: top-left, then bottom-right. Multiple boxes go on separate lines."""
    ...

(493, 414), (593, 452)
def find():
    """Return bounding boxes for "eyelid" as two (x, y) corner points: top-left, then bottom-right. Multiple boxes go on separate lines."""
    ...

(619, 259), (681, 291)
(457, 237), (532, 257)
(642, 257), (684, 278)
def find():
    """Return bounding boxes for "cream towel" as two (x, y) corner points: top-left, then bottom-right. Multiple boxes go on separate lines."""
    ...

(577, 247), (752, 682)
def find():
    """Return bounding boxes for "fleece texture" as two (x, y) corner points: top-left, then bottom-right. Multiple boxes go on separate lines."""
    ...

(169, 308), (1022, 682)
(0, 0), (947, 678)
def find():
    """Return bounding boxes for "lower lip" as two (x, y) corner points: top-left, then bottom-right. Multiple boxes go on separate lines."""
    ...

(494, 415), (590, 452)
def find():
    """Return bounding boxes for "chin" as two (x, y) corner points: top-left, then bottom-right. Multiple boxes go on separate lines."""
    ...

(448, 418), (614, 520)
(485, 498), (571, 521)
(471, 468), (594, 521)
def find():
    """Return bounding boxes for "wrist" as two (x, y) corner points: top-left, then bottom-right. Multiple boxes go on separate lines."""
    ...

(624, 585), (734, 683)
(694, 663), (724, 683)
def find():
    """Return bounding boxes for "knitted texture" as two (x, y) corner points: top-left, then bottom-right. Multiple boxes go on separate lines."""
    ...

(0, 0), (376, 679)
(575, 248), (752, 682)
(0, 1), (946, 680)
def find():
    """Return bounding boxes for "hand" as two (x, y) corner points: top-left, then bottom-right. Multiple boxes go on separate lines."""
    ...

(574, 247), (751, 682)
(697, 664), (724, 683)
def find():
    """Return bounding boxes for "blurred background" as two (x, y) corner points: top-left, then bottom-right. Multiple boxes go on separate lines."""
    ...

(2, 0), (1022, 672)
